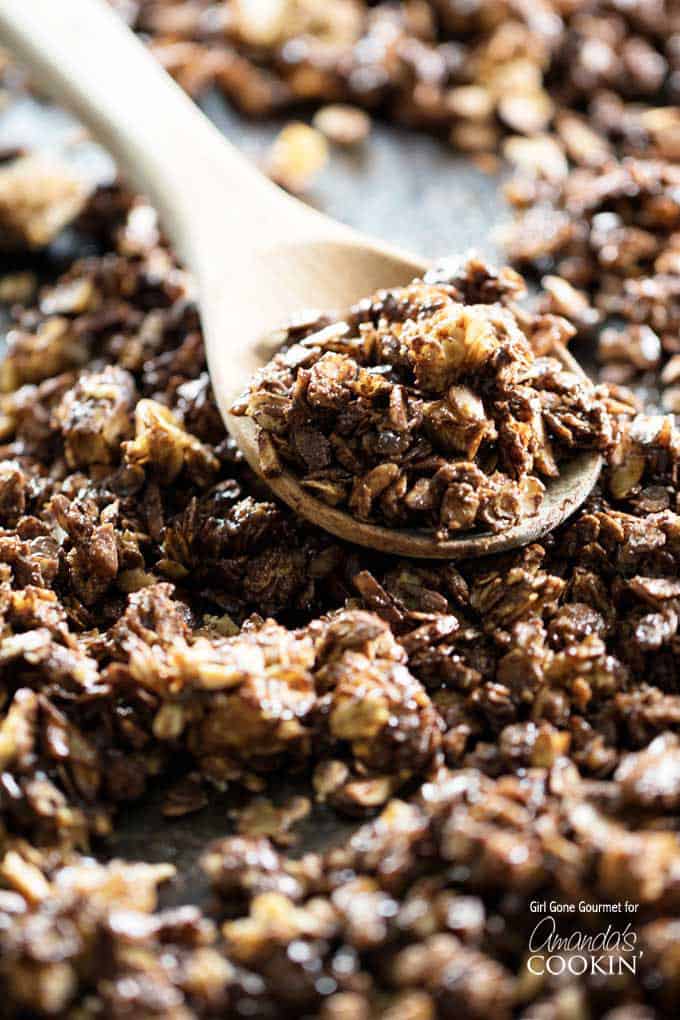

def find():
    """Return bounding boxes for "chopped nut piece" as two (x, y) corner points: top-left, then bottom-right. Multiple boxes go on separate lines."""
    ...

(231, 0), (289, 47)
(124, 398), (219, 484)
(0, 155), (89, 249)
(52, 365), (136, 466)
(503, 134), (568, 183)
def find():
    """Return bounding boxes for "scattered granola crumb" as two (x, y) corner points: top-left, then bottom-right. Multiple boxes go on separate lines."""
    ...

(266, 122), (329, 194)
(234, 795), (311, 845)
(313, 104), (371, 147)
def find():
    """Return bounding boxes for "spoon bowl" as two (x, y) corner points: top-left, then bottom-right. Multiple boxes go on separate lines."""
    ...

(0, 0), (602, 559)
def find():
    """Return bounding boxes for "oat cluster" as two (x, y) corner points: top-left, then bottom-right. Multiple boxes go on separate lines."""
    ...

(0, 1), (680, 1018)
(234, 261), (615, 536)
(505, 158), (680, 411)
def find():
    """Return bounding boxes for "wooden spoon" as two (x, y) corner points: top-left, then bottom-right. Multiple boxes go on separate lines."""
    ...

(0, 0), (601, 560)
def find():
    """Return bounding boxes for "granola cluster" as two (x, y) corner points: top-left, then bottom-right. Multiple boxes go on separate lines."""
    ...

(113, 0), (680, 163)
(1, 0), (680, 1017)
(234, 261), (616, 536)
(505, 157), (680, 409)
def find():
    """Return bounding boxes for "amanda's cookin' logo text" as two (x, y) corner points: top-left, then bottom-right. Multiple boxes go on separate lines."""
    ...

(526, 905), (643, 977)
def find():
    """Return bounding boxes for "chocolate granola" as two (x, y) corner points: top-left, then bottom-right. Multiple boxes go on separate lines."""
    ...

(0, 1), (680, 1017)
(0, 170), (677, 1019)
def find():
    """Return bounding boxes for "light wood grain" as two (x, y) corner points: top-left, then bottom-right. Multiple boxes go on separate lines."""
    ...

(0, 0), (601, 559)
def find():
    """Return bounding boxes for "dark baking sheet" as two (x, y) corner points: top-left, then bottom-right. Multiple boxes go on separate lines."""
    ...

(0, 88), (507, 909)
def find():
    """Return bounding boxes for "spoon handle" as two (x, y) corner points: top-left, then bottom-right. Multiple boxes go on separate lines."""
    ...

(0, 0), (300, 266)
